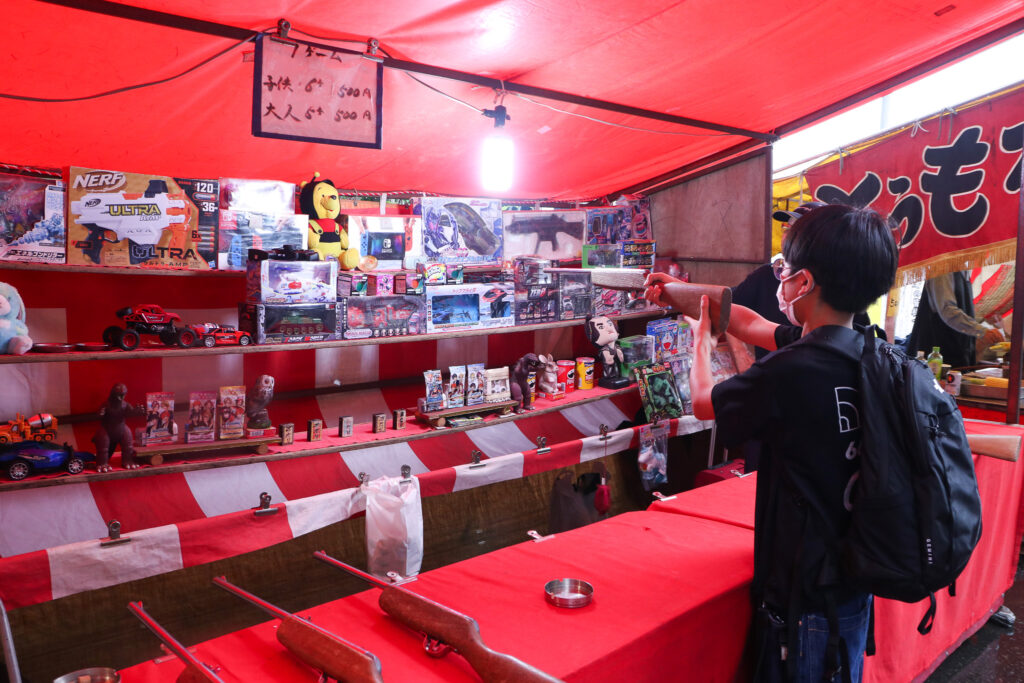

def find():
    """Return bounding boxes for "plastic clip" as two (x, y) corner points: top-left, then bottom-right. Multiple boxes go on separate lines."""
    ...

(468, 449), (486, 469)
(253, 491), (279, 516)
(536, 436), (550, 454)
(100, 519), (131, 547)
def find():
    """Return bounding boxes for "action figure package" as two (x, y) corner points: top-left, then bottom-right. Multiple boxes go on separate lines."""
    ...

(141, 392), (177, 446)
(555, 269), (593, 320)
(217, 210), (309, 271)
(186, 391), (217, 444)
(711, 344), (739, 385)
(417, 262), (464, 285)
(67, 167), (213, 269)
(502, 210), (585, 262)
(666, 353), (693, 415)
(337, 271), (369, 297)
(582, 243), (621, 268)
(0, 173), (65, 263)
(337, 295), (426, 339)
(593, 286), (625, 317)
(513, 256), (558, 325)
(346, 215), (412, 270)
(647, 318), (681, 362)
(423, 370), (446, 412)
(586, 200), (653, 244)
(246, 258), (337, 304)
(618, 334), (655, 379)
(218, 385), (246, 440)
(238, 302), (339, 344)
(466, 362), (486, 406)
(637, 362), (685, 423)
(638, 422), (670, 490)
(409, 197), (503, 266)
(424, 282), (514, 333)
(447, 365), (466, 408)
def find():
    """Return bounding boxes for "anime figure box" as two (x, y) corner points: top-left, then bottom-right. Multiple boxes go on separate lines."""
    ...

(0, 173), (65, 264)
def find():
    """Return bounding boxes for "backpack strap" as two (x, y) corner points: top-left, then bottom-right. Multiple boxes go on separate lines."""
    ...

(823, 592), (852, 683)
(918, 593), (937, 634)
(865, 599), (876, 656)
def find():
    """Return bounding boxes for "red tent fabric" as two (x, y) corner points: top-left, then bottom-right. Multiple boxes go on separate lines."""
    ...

(4, 1), (1024, 199)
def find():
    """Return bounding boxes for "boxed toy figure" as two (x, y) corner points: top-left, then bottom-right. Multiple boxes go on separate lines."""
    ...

(513, 256), (559, 325)
(218, 386), (246, 440)
(619, 334), (655, 379)
(0, 174), (65, 264)
(141, 392), (177, 445)
(410, 197), (503, 265)
(247, 258), (337, 304)
(646, 318), (681, 362)
(423, 370), (446, 411)
(585, 207), (629, 244)
(447, 365), (466, 408)
(466, 363), (486, 406)
(186, 391), (217, 444)
(637, 362), (684, 422)
(393, 271), (425, 295)
(239, 302), (339, 344)
(582, 244), (621, 268)
(425, 283), (514, 333)
(593, 286), (625, 317)
(218, 210), (309, 270)
(502, 210), (585, 262)
(666, 353), (693, 415)
(338, 295), (426, 339)
(367, 272), (395, 296)
(337, 271), (369, 297)
(417, 262), (464, 285)
(554, 269), (593, 320)
(67, 167), (213, 269)
(484, 367), (511, 403)
(619, 239), (656, 268)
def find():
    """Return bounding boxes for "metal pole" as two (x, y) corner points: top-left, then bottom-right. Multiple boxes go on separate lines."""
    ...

(0, 598), (21, 683)
(1007, 148), (1024, 424)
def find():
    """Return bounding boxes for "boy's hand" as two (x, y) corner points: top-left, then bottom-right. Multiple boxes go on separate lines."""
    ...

(643, 272), (681, 306)
(682, 295), (713, 353)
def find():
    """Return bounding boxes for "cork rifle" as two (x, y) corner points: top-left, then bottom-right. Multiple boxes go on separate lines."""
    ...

(212, 576), (384, 683)
(313, 551), (563, 683)
(127, 601), (225, 683)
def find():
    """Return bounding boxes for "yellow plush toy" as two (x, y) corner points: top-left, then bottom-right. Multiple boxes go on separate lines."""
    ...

(299, 172), (360, 270)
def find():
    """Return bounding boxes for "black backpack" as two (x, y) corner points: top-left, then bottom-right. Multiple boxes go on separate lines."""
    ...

(842, 325), (983, 633)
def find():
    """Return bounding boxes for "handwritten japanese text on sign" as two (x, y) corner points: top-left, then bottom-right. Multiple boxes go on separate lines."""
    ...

(252, 35), (383, 149)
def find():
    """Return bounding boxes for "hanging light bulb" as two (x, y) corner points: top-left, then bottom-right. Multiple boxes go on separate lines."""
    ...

(481, 104), (514, 192)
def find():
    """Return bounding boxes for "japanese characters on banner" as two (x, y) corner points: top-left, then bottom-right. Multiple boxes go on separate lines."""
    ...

(801, 84), (1024, 287)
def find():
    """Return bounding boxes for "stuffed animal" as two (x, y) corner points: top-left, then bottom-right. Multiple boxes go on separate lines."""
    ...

(299, 172), (361, 270)
(510, 353), (547, 412)
(0, 282), (32, 355)
(535, 353), (560, 396)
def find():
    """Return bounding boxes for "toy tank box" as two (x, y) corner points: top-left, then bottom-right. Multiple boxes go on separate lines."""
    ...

(66, 167), (214, 269)
(217, 177), (307, 271)
(0, 173), (65, 264)
(424, 282), (514, 333)
(338, 295), (426, 339)
(238, 302), (339, 343)
(246, 257), (337, 304)
(502, 209), (585, 262)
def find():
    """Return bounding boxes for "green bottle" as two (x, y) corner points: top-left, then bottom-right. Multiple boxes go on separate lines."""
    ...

(927, 346), (944, 379)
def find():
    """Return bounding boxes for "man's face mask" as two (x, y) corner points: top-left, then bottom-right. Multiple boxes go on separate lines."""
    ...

(774, 264), (814, 326)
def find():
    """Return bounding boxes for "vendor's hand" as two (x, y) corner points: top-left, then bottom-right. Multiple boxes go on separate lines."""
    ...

(977, 326), (1005, 355)
(643, 272), (681, 306)
(682, 295), (713, 353)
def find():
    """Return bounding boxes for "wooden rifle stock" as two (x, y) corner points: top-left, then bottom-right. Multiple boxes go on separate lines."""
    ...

(313, 551), (563, 683)
(127, 602), (224, 683)
(966, 433), (1022, 462)
(587, 269), (731, 336)
(212, 576), (383, 683)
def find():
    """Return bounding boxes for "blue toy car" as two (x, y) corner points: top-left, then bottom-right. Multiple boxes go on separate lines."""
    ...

(0, 441), (96, 481)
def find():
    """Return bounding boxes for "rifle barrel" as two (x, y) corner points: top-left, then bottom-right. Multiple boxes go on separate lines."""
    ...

(212, 576), (291, 621)
(127, 602), (224, 682)
(313, 550), (391, 590)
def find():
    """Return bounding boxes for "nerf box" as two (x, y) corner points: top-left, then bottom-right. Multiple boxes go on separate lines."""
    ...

(67, 167), (214, 269)
(238, 302), (339, 344)
(175, 178), (219, 268)
(425, 283), (514, 333)
(0, 174), (65, 264)
(217, 210), (308, 271)
(246, 258), (337, 304)
(338, 295), (427, 339)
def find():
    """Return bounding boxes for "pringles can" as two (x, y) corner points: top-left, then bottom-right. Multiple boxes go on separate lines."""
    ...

(576, 357), (595, 390)
(527, 371), (537, 402)
(557, 360), (576, 394)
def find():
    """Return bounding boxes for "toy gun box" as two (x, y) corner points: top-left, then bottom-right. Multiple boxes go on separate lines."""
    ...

(66, 166), (214, 269)
(338, 295), (426, 339)
(0, 174), (65, 264)
(238, 302), (339, 344)
(246, 258), (338, 305)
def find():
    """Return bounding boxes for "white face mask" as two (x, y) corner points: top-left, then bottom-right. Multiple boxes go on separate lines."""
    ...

(776, 269), (813, 326)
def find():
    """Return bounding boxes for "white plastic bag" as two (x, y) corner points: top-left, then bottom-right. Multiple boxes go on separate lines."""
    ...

(365, 474), (424, 578)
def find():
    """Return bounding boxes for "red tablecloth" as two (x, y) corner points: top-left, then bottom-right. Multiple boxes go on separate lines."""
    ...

(119, 511), (754, 682)
(647, 472), (757, 529)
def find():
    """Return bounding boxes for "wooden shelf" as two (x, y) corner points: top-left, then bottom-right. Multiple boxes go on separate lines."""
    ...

(0, 385), (642, 492)
(0, 261), (239, 277)
(2, 310), (664, 364)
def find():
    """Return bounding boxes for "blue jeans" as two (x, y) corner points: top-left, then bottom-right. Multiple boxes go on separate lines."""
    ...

(757, 594), (873, 683)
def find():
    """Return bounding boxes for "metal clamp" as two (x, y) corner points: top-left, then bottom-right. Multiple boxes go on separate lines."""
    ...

(253, 491), (279, 516)
(363, 37), (384, 62)
(536, 436), (550, 454)
(598, 424), (612, 441)
(527, 529), (554, 543)
(468, 449), (486, 469)
(358, 472), (370, 486)
(400, 464), (413, 482)
(385, 570), (417, 585)
(100, 519), (131, 547)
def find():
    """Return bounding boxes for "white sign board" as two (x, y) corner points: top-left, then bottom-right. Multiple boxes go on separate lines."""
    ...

(253, 35), (383, 149)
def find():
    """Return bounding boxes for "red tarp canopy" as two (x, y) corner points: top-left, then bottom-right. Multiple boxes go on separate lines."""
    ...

(4, 0), (1024, 199)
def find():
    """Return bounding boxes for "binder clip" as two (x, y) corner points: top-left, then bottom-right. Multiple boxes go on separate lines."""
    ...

(468, 449), (486, 469)
(597, 424), (612, 442)
(100, 519), (131, 547)
(358, 472), (370, 486)
(253, 491), (279, 516)
(400, 464), (413, 483)
(536, 436), (550, 455)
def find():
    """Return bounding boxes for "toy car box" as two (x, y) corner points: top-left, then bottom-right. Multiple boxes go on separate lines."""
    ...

(425, 283), (514, 333)
(338, 295), (427, 339)
(238, 302), (339, 344)
(66, 166), (214, 269)
(246, 258), (337, 304)
(0, 173), (65, 264)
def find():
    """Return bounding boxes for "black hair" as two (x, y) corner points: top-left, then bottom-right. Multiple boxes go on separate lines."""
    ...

(782, 204), (898, 313)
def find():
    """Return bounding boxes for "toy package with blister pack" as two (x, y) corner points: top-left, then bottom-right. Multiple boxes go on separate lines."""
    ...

(0, 172), (65, 263)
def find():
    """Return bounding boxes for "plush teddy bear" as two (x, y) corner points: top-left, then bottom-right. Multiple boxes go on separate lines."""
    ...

(298, 172), (361, 270)
(0, 282), (32, 355)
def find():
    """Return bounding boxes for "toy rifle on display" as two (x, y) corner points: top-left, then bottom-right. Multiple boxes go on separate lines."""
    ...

(212, 576), (384, 683)
(127, 601), (225, 683)
(313, 551), (564, 683)
(505, 214), (584, 254)
(587, 268), (732, 337)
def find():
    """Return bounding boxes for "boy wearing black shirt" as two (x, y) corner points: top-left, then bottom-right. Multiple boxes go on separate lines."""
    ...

(646, 204), (899, 682)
